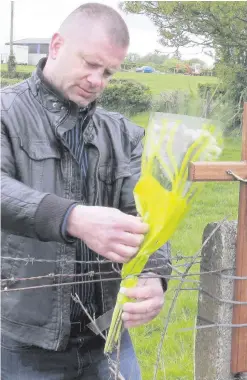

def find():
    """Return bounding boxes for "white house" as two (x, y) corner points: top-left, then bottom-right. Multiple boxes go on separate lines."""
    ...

(1, 45), (28, 65)
(5, 38), (50, 66)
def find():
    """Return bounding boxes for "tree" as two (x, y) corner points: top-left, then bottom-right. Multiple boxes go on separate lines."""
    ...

(186, 58), (207, 68)
(163, 57), (181, 73)
(121, 1), (247, 129)
(125, 53), (141, 63)
(120, 2), (247, 55)
(172, 50), (181, 60)
(141, 51), (169, 65)
(123, 51), (170, 71)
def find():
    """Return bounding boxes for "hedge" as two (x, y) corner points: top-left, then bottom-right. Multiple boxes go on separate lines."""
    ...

(1, 71), (31, 80)
(99, 78), (152, 116)
(198, 82), (225, 98)
(0, 78), (22, 88)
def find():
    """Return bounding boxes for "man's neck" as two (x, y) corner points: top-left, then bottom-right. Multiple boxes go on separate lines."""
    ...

(42, 62), (62, 96)
(36, 58), (96, 113)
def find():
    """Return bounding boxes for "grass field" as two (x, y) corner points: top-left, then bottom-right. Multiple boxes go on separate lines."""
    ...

(1, 64), (218, 95)
(115, 71), (218, 95)
(130, 112), (240, 379)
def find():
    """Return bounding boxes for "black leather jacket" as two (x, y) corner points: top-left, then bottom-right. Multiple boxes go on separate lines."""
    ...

(1, 60), (171, 351)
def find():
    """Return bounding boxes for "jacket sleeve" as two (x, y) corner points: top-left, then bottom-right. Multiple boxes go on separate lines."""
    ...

(119, 122), (172, 290)
(1, 122), (77, 242)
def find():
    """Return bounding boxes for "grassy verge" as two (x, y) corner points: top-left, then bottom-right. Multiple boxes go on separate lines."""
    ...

(129, 112), (240, 380)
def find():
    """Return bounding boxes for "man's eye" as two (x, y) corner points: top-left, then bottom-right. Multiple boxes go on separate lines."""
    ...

(104, 71), (113, 78)
(87, 61), (97, 68)
(83, 58), (97, 68)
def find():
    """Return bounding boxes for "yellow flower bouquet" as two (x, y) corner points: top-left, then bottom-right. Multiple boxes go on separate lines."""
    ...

(104, 113), (222, 354)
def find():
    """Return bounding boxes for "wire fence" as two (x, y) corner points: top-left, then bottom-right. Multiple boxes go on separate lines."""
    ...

(1, 219), (246, 379)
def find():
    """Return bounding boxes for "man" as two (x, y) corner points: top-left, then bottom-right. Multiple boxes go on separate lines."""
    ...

(1, 3), (171, 379)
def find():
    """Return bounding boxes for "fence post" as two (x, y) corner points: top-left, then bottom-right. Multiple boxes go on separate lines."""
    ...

(195, 221), (239, 380)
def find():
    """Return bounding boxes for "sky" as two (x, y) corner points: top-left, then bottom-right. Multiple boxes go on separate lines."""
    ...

(0, 0), (215, 67)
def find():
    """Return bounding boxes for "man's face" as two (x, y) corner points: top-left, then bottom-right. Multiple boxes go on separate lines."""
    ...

(48, 27), (127, 106)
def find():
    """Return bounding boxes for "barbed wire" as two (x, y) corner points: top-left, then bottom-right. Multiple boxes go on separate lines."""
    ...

(0, 254), (201, 266)
(1, 218), (247, 380)
(0, 274), (199, 293)
(2, 263), (246, 292)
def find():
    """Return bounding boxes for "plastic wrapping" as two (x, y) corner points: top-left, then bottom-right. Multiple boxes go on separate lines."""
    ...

(104, 113), (222, 354)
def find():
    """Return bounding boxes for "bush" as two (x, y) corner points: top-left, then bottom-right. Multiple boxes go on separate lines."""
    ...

(152, 90), (193, 114)
(1, 71), (31, 80)
(0, 78), (22, 88)
(198, 83), (225, 98)
(151, 89), (234, 135)
(99, 78), (152, 116)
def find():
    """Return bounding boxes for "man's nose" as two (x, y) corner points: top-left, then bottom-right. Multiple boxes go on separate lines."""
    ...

(87, 71), (103, 88)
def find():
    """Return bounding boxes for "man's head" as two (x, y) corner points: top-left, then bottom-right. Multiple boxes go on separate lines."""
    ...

(43, 3), (129, 106)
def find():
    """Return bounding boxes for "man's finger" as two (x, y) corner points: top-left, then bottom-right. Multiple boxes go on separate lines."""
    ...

(122, 297), (164, 315)
(120, 284), (162, 300)
(116, 232), (145, 248)
(107, 251), (129, 263)
(111, 244), (139, 259)
(122, 310), (158, 322)
(119, 216), (149, 235)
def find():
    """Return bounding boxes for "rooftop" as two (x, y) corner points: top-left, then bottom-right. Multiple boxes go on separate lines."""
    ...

(5, 38), (51, 46)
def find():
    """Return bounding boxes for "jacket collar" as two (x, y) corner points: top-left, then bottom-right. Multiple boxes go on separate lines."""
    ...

(28, 58), (96, 119)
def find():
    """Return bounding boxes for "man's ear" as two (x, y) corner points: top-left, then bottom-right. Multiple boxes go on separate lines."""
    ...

(49, 33), (64, 60)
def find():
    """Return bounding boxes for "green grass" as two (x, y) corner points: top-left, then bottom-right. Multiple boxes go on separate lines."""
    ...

(129, 111), (241, 379)
(1, 63), (35, 73)
(114, 71), (218, 95)
(1, 77), (22, 85)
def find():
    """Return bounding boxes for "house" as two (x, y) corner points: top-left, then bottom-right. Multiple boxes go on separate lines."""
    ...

(1, 45), (28, 65)
(5, 38), (50, 66)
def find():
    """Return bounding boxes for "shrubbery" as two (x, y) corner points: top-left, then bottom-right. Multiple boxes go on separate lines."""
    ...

(152, 90), (191, 114)
(1, 71), (31, 80)
(99, 78), (152, 116)
(198, 83), (225, 98)
(0, 78), (22, 88)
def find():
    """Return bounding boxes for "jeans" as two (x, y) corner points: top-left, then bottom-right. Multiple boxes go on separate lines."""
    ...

(1, 330), (141, 380)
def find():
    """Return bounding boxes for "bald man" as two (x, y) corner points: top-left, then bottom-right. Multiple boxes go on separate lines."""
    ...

(1, 3), (171, 379)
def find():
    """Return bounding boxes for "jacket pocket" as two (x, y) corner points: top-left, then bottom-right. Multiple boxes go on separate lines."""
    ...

(1, 234), (25, 288)
(18, 140), (61, 191)
(1, 235), (59, 327)
(20, 140), (61, 161)
(1, 334), (34, 352)
(98, 163), (131, 207)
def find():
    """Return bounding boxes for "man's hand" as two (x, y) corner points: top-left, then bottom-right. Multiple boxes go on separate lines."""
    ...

(67, 205), (149, 263)
(121, 275), (164, 328)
